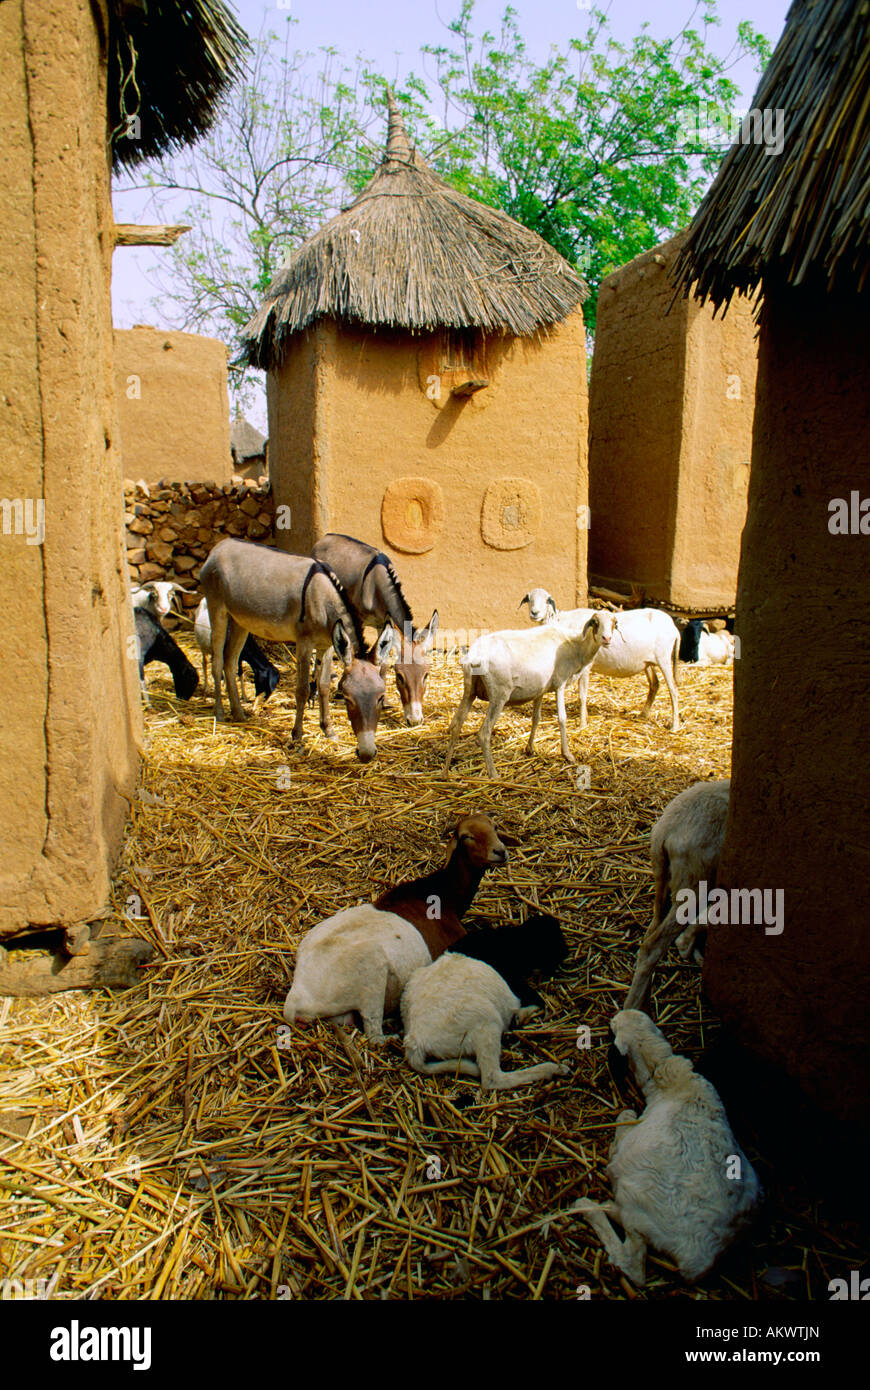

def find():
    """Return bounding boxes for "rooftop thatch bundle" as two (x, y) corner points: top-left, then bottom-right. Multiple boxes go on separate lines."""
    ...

(242, 95), (588, 370)
(108, 0), (249, 171)
(230, 416), (266, 464)
(673, 0), (870, 307)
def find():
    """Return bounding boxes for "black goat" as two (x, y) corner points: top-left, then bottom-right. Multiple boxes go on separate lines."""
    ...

(450, 913), (569, 1007)
(135, 609), (198, 700)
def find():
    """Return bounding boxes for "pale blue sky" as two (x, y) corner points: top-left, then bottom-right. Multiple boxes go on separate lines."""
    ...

(112, 0), (791, 427)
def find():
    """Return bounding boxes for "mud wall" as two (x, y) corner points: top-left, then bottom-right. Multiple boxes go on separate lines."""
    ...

(703, 278), (870, 1133)
(588, 233), (757, 608)
(267, 310), (588, 631)
(0, 0), (140, 938)
(114, 327), (233, 486)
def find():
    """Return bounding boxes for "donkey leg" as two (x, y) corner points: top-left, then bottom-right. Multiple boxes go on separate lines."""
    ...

(209, 602), (229, 721)
(293, 639), (312, 745)
(223, 618), (248, 721)
(317, 646), (336, 740)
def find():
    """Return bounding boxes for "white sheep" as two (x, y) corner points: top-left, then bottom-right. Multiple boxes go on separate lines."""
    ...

(444, 611), (616, 777)
(625, 779), (730, 1010)
(401, 953), (569, 1090)
(519, 590), (681, 732)
(284, 905), (431, 1044)
(284, 815), (509, 1043)
(575, 1009), (761, 1285)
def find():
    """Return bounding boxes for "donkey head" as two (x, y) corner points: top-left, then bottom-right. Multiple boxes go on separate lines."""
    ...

(391, 610), (438, 726)
(332, 620), (393, 762)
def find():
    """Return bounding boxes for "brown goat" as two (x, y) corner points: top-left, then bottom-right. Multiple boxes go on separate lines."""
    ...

(374, 813), (508, 957)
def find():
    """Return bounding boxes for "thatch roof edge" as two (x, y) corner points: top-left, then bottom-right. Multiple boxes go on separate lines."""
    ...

(673, 0), (870, 306)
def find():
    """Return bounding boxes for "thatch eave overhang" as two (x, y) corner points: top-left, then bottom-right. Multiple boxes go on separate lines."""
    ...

(672, 0), (870, 309)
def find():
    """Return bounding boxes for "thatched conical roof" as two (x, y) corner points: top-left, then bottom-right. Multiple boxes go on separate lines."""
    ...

(230, 415), (266, 463)
(242, 94), (588, 369)
(673, 0), (870, 306)
(109, 0), (249, 171)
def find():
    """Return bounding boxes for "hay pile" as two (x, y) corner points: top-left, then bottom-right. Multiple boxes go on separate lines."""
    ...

(0, 645), (863, 1299)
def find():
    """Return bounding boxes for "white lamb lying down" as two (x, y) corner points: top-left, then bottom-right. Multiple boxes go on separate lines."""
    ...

(401, 954), (570, 1091)
(576, 1010), (761, 1285)
(284, 906), (431, 1044)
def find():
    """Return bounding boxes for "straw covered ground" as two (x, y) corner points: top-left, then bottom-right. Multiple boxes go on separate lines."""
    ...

(0, 637), (865, 1300)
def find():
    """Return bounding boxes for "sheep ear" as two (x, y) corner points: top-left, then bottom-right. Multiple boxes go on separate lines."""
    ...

(547, 597), (556, 617)
(518, 594), (530, 609)
(582, 615), (599, 638)
(332, 620), (353, 667)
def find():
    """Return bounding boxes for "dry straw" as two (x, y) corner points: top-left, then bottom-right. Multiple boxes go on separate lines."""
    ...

(242, 94), (588, 367)
(0, 643), (863, 1299)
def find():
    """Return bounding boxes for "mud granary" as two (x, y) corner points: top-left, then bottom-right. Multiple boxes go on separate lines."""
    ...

(243, 95), (590, 633)
(588, 230), (758, 611)
(0, 0), (246, 988)
(673, 0), (870, 1137)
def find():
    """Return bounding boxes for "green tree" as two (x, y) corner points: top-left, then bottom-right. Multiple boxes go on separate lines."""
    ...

(357, 3), (772, 333)
(120, 27), (382, 407)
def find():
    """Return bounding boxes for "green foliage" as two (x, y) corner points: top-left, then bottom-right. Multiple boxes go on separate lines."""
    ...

(119, 5), (771, 406)
(370, 2), (772, 334)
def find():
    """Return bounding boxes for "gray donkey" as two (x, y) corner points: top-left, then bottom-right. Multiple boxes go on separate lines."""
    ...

(199, 539), (393, 761)
(311, 533), (438, 725)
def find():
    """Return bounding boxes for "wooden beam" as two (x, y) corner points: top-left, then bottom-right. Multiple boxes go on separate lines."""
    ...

(451, 378), (489, 397)
(113, 223), (192, 247)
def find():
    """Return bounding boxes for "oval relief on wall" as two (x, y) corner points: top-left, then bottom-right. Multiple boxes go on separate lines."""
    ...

(480, 478), (541, 550)
(381, 477), (445, 554)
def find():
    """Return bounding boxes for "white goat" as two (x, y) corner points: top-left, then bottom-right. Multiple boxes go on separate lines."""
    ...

(625, 779), (731, 1010)
(520, 590), (681, 732)
(401, 953), (569, 1090)
(132, 580), (191, 621)
(284, 905), (431, 1045)
(576, 1010), (761, 1285)
(444, 611), (616, 777)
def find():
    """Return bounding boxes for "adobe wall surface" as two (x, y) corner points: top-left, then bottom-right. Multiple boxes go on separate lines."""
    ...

(114, 327), (233, 486)
(0, 0), (140, 937)
(268, 310), (588, 631)
(703, 280), (870, 1134)
(589, 233), (757, 608)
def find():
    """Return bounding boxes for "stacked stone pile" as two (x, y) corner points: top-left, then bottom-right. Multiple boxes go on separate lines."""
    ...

(124, 475), (275, 617)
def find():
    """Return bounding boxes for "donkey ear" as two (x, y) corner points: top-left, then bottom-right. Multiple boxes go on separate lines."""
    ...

(414, 609), (438, 651)
(332, 620), (354, 667)
(374, 620), (395, 666)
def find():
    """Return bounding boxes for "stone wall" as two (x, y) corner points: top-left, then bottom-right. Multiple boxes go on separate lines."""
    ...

(124, 475), (275, 610)
(114, 327), (234, 487)
(267, 310), (588, 631)
(0, 0), (140, 939)
(588, 232), (758, 610)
